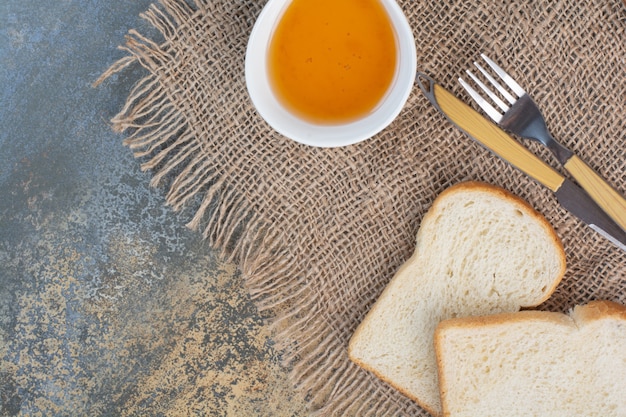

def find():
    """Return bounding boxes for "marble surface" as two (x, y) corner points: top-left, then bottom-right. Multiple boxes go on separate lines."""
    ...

(0, 1), (306, 415)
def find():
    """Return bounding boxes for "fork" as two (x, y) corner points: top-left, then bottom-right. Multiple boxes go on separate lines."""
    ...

(460, 53), (626, 232)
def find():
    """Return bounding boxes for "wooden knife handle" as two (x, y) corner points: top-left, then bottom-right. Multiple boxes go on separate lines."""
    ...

(432, 83), (565, 192)
(564, 155), (626, 231)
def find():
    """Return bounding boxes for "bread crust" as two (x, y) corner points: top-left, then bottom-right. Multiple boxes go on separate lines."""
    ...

(434, 300), (626, 417)
(435, 300), (626, 334)
(348, 283), (441, 416)
(421, 181), (566, 305)
(434, 309), (574, 416)
(572, 299), (626, 322)
(349, 181), (567, 416)
(348, 352), (440, 416)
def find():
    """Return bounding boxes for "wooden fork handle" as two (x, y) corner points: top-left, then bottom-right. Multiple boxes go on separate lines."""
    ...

(564, 155), (626, 231)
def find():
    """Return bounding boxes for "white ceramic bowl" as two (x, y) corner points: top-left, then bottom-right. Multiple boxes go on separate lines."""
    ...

(245, 0), (417, 148)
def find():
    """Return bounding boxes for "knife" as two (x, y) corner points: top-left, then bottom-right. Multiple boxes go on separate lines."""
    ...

(416, 72), (626, 252)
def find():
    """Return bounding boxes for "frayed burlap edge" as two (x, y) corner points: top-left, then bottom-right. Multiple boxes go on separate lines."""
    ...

(94, 1), (421, 415)
(95, 0), (626, 415)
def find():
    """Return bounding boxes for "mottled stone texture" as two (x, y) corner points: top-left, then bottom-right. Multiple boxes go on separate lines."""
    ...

(0, 1), (306, 415)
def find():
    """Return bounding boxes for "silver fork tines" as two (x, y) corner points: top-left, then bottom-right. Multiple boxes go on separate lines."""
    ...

(465, 67), (510, 112)
(480, 53), (526, 98)
(458, 52), (626, 243)
(473, 62), (516, 105)
(458, 77), (504, 123)
(459, 54), (529, 124)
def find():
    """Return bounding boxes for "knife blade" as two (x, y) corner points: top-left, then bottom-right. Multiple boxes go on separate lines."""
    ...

(416, 72), (626, 252)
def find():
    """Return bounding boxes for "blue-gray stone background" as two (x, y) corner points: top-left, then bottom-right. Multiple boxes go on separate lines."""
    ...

(0, 1), (306, 415)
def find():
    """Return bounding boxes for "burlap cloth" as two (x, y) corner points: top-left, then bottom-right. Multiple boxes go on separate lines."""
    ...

(97, 0), (626, 415)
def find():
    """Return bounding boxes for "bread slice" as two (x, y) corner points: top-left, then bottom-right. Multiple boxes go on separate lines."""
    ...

(435, 300), (626, 417)
(348, 181), (566, 416)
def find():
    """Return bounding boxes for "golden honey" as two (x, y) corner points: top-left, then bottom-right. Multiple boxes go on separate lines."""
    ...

(268, 0), (398, 124)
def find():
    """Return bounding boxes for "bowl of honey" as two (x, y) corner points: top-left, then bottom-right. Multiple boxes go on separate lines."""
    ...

(245, 0), (417, 147)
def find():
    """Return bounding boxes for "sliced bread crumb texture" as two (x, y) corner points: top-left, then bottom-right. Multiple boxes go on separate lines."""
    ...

(348, 181), (566, 416)
(435, 300), (626, 417)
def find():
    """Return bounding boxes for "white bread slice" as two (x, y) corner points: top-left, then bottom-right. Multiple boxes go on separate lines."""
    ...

(435, 300), (626, 417)
(348, 181), (566, 416)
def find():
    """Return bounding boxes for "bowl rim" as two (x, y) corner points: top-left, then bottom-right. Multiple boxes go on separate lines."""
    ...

(245, 0), (417, 148)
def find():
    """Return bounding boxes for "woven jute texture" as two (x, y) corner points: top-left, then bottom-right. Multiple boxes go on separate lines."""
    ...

(98, 0), (626, 415)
